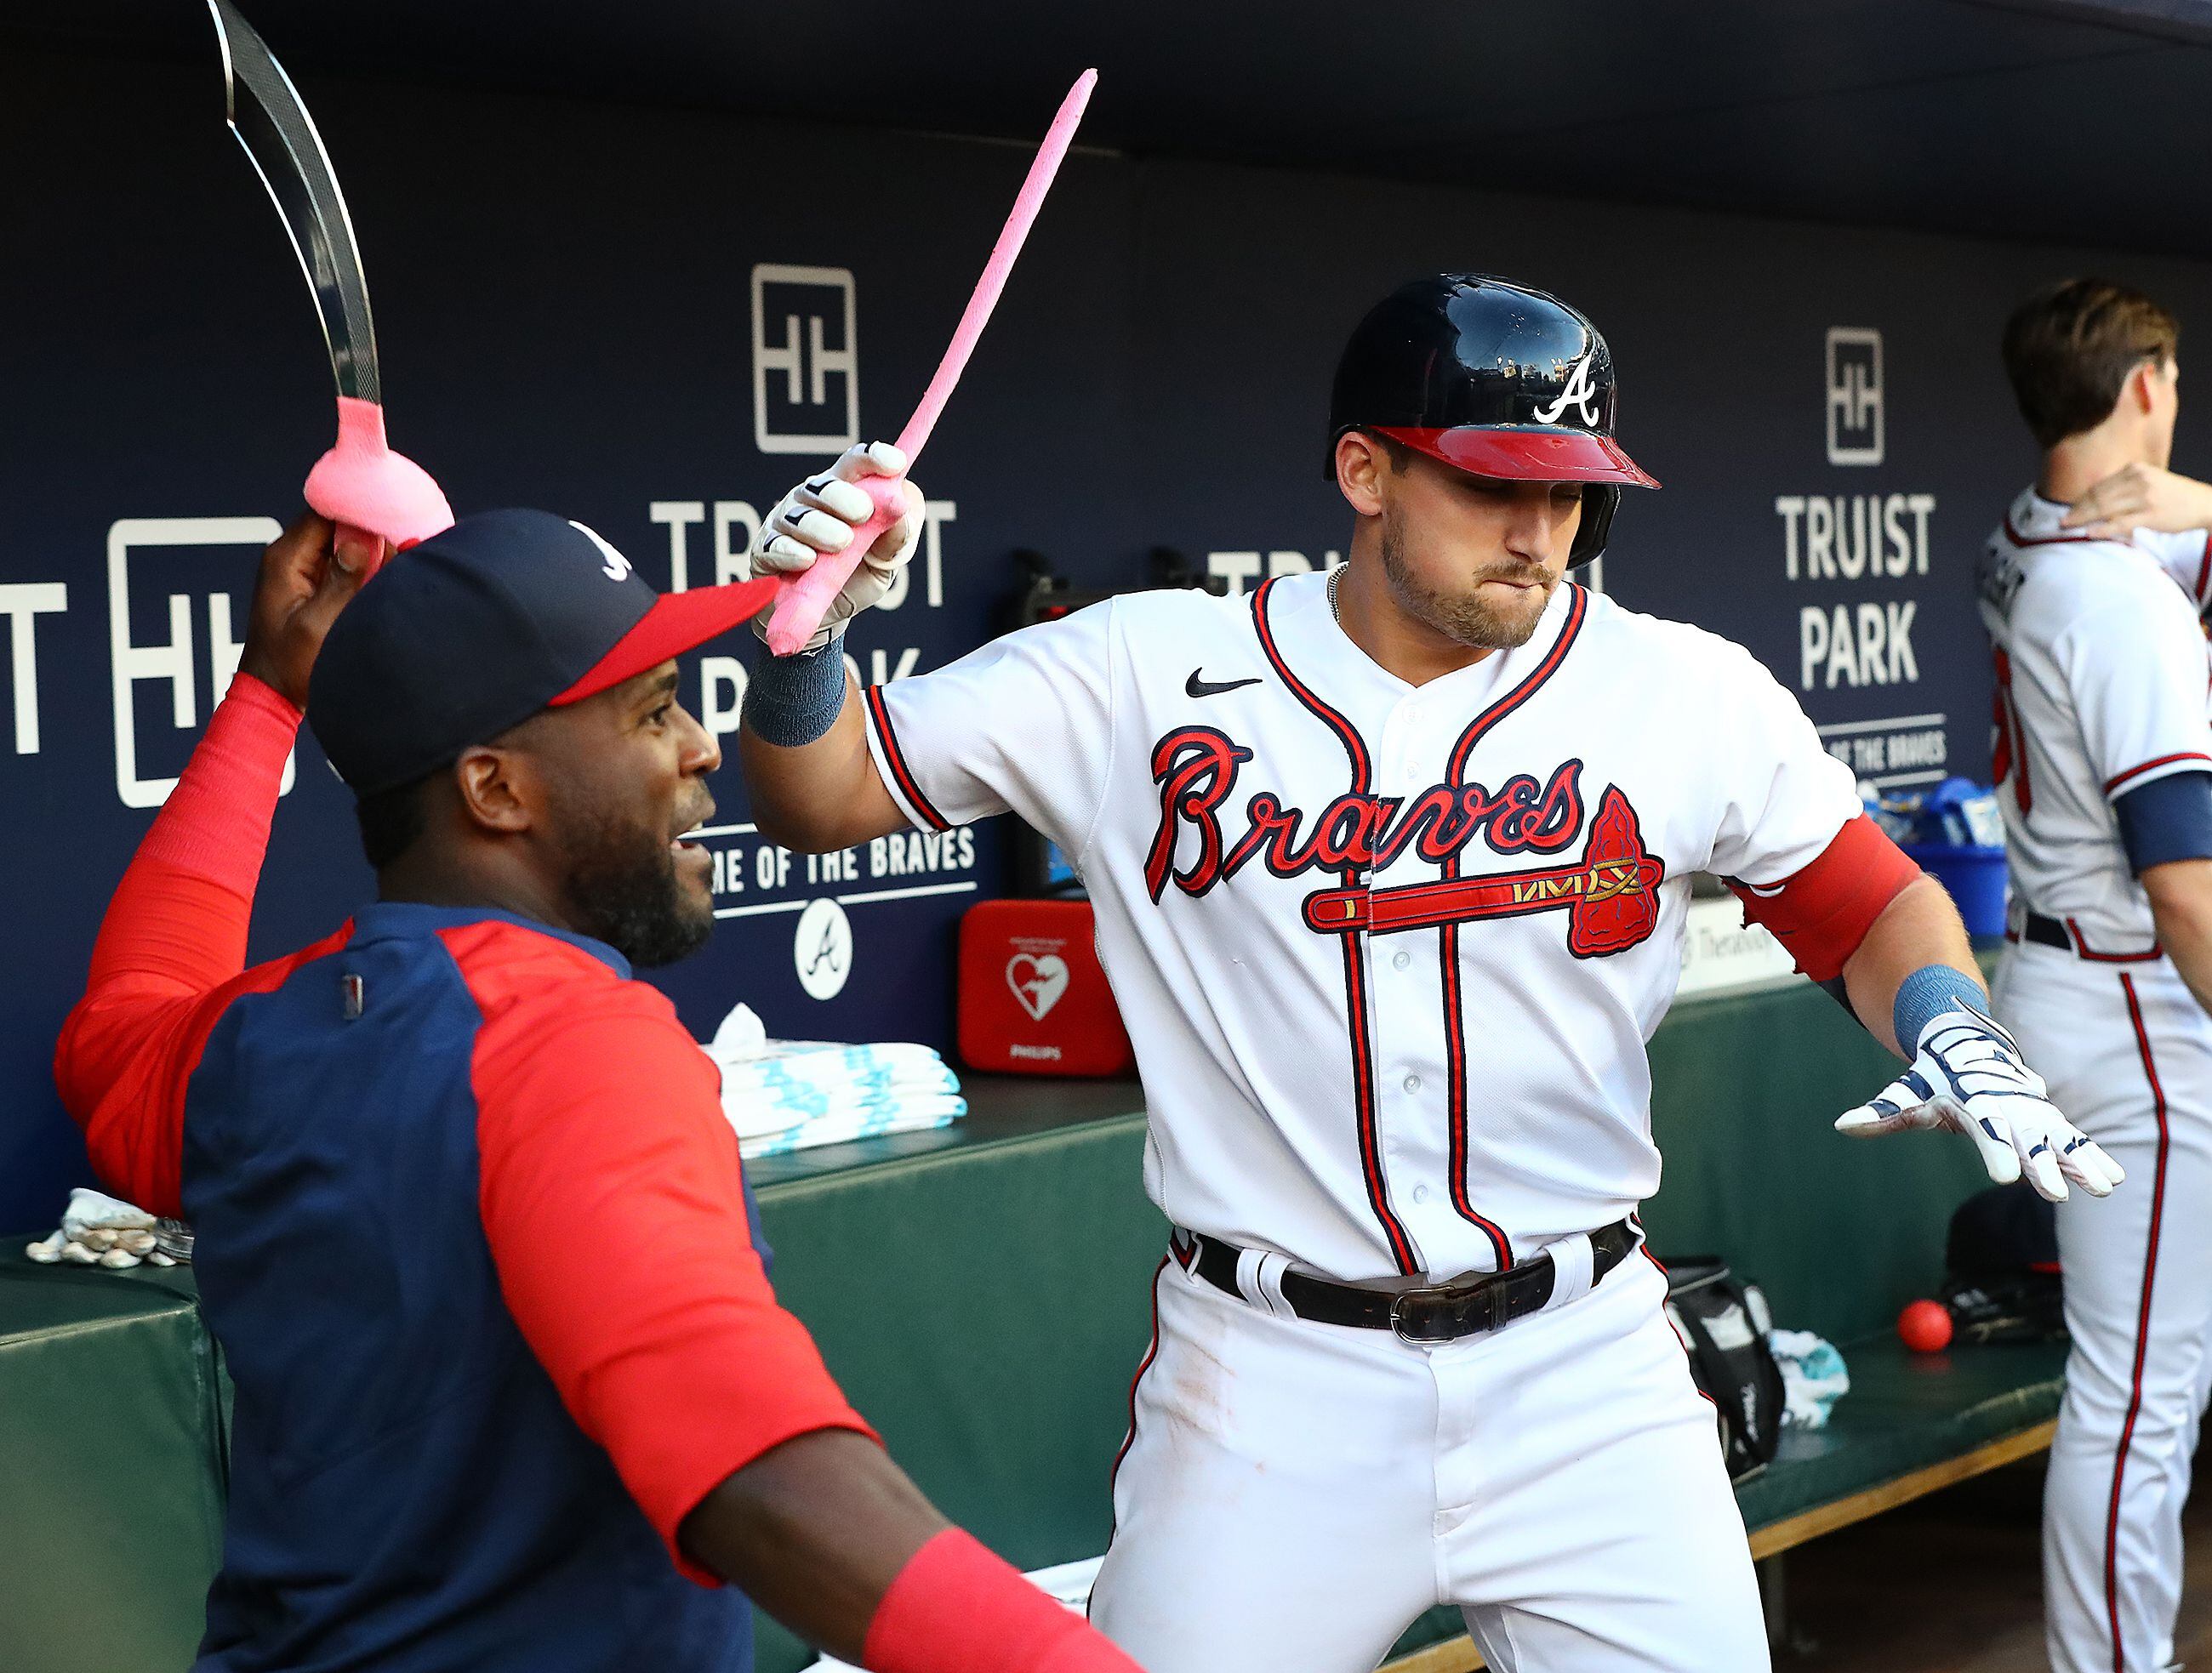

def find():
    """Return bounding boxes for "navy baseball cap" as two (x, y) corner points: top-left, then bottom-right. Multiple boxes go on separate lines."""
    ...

(308, 509), (778, 795)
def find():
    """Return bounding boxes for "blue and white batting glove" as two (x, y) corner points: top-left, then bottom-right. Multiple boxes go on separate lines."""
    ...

(746, 441), (925, 652)
(1834, 1005), (2124, 1203)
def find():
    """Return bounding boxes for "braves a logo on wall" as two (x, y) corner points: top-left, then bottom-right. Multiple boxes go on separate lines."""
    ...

(1143, 734), (1664, 958)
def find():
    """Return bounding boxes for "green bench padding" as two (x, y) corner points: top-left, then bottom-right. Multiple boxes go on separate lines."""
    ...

(1737, 1334), (2067, 1532)
(0, 1255), (228, 1670)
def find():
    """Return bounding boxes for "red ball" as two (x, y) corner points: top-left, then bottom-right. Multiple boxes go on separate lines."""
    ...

(1898, 1299), (1953, 1353)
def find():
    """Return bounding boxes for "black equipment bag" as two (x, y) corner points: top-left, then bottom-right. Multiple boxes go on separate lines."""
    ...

(1941, 1180), (2066, 1345)
(1662, 1257), (1787, 1484)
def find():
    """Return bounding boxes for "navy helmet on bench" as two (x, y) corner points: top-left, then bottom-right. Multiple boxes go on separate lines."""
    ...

(1326, 274), (1659, 567)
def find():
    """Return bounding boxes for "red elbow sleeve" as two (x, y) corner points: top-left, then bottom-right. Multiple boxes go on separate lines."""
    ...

(862, 1530), (1141, 1673)
(1727, 813), (1923, 984)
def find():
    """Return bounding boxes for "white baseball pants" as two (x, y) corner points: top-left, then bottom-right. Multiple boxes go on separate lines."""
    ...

(1995, 943), (2212, 1673)
(1088, 1244), (1769, 1672)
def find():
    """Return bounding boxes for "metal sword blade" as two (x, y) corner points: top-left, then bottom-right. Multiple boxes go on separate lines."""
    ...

(207, 0), (379, 404)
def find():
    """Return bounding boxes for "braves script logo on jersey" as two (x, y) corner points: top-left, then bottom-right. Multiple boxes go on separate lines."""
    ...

(1143, 729), (1663, 956)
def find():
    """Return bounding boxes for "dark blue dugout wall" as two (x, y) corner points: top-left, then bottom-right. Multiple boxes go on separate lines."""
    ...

(4, 42), (2211, 1230)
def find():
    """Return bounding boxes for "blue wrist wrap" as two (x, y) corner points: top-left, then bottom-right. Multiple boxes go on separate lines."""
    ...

(742, 636), (849, 747)
(1893, 964), (1987, 1055)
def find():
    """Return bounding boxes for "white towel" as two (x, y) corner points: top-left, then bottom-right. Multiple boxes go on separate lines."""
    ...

(704, 1003), (966, 1155)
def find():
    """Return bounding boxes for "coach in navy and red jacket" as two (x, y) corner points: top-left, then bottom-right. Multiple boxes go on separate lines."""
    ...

(54, 513), (1137, 1673)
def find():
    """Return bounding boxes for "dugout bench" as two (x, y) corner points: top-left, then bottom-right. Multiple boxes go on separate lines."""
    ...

(0, 970), (2062, 1673)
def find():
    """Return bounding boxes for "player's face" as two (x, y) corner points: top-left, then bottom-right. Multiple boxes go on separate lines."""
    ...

(535, 662), (722, 967)
(1374, 450), (1582, 651)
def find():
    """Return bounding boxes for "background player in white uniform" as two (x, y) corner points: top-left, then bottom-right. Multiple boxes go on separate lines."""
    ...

(739, 276), (2119, 1673)
(1981, 277), (2212, 1673)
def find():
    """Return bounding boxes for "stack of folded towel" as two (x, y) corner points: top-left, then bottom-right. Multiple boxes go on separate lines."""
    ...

(706, 1004), (966, 1158)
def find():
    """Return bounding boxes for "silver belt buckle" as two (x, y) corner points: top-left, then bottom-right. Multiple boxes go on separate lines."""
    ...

(1389, 1279), (1492, 1344)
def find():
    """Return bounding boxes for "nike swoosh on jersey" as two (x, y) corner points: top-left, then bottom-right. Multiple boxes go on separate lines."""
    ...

(1186, 669), (1262, 698)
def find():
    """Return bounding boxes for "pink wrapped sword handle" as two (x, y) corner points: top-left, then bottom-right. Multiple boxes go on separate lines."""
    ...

(304, 395), (455, 573)
(763, 68), (1096, 656)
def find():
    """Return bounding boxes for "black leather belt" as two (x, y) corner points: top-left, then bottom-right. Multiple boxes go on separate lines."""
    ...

(1174, 1220), (1639, 1344)
(2021, 911), (2071, 953)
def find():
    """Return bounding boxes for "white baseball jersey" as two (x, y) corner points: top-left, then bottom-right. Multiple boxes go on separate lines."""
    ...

(865, 572), (1858, 1281)
(1982, 488), (2212, 1673)
(1978, 488), (2212, 956)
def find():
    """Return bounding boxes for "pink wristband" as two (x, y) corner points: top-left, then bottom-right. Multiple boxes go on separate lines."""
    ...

(861, 1529), (1140, 1673)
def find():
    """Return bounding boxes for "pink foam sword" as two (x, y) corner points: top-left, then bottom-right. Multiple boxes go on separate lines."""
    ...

(209, 0), (453, 567)
(763, 68), (1097, 655)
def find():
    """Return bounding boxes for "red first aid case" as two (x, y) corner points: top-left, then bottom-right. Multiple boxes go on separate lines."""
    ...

(957, 897), (1135, 1078)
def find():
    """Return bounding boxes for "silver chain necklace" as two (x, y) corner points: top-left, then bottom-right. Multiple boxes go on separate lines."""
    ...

(1327, 562), (1346, 622)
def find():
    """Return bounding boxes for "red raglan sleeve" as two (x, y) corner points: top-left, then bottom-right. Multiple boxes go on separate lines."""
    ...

(54, 674), (305, 1216)
(470, 976), (875, 1584)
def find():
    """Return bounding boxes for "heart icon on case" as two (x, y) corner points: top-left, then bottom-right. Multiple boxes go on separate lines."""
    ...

(1006, 953), (1070, 1021)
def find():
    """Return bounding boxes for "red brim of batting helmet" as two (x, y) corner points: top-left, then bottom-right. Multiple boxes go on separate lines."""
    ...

(1374, 425), (1661, 489)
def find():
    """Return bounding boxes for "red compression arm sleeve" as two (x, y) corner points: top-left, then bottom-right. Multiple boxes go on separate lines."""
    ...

(54, 674), (303, 1215)
(1727, 812), (1924, 984)
(458, 923), (874, 1584)
(864, 1530), (1144, 1673)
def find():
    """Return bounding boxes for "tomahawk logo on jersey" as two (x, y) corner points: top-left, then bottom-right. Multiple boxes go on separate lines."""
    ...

(1980, 489), (2212, 955)
(863, 571), (1861, 1281)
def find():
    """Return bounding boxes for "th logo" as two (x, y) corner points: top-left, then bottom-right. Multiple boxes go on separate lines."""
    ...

(751, 264), (859, 455)
(1825, 327), (1884, 466)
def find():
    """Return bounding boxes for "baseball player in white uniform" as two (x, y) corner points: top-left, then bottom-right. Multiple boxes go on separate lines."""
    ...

(1981, 276), (2212, 1673)
(738, 275), (2120, 1673)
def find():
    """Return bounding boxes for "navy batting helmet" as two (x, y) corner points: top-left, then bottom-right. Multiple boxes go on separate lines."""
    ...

(1326, 274), (1658, 566)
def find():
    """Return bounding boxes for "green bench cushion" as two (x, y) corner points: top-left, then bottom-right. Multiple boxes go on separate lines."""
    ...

(0, 1255), (228, 1670)
(1737, 1334), (2066, 1534)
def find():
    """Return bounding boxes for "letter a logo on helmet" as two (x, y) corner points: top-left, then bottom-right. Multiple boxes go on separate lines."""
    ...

(1325, 273), (1660, 567)
(1532, 351), (1602, 428)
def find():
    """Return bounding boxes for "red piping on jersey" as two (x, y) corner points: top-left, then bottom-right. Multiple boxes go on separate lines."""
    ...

(1641, 1245), (1722, 1419)
(1251, 577), (1373, 787)
(1434, 583), (1590, 1270)
(1992, 648), (2032, 816)
(2109, 974), (2170, 1673)
(1103, 1255), (1170, 1543)
(865, 686), (952, 832)
(2065, 917), (2164, 965)
(2104, 751), (2212, 795)
(2002, 513), (2099, 549)
(1251, 576), (1418, 1275)
(2194, 535), (2211, 605)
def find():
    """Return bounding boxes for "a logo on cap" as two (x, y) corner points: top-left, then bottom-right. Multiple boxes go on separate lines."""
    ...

(568, 521), (634, 583)
(1533, 351), (1602, 428)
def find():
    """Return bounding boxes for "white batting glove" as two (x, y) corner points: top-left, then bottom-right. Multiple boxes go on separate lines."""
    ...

(24, 1186), (172, 1269)
(747, 441), (924, 652)
(1834, 1004), (2124, 1203)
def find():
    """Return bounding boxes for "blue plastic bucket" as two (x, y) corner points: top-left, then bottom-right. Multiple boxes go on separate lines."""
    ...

(1902, 843), (2008, 939)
